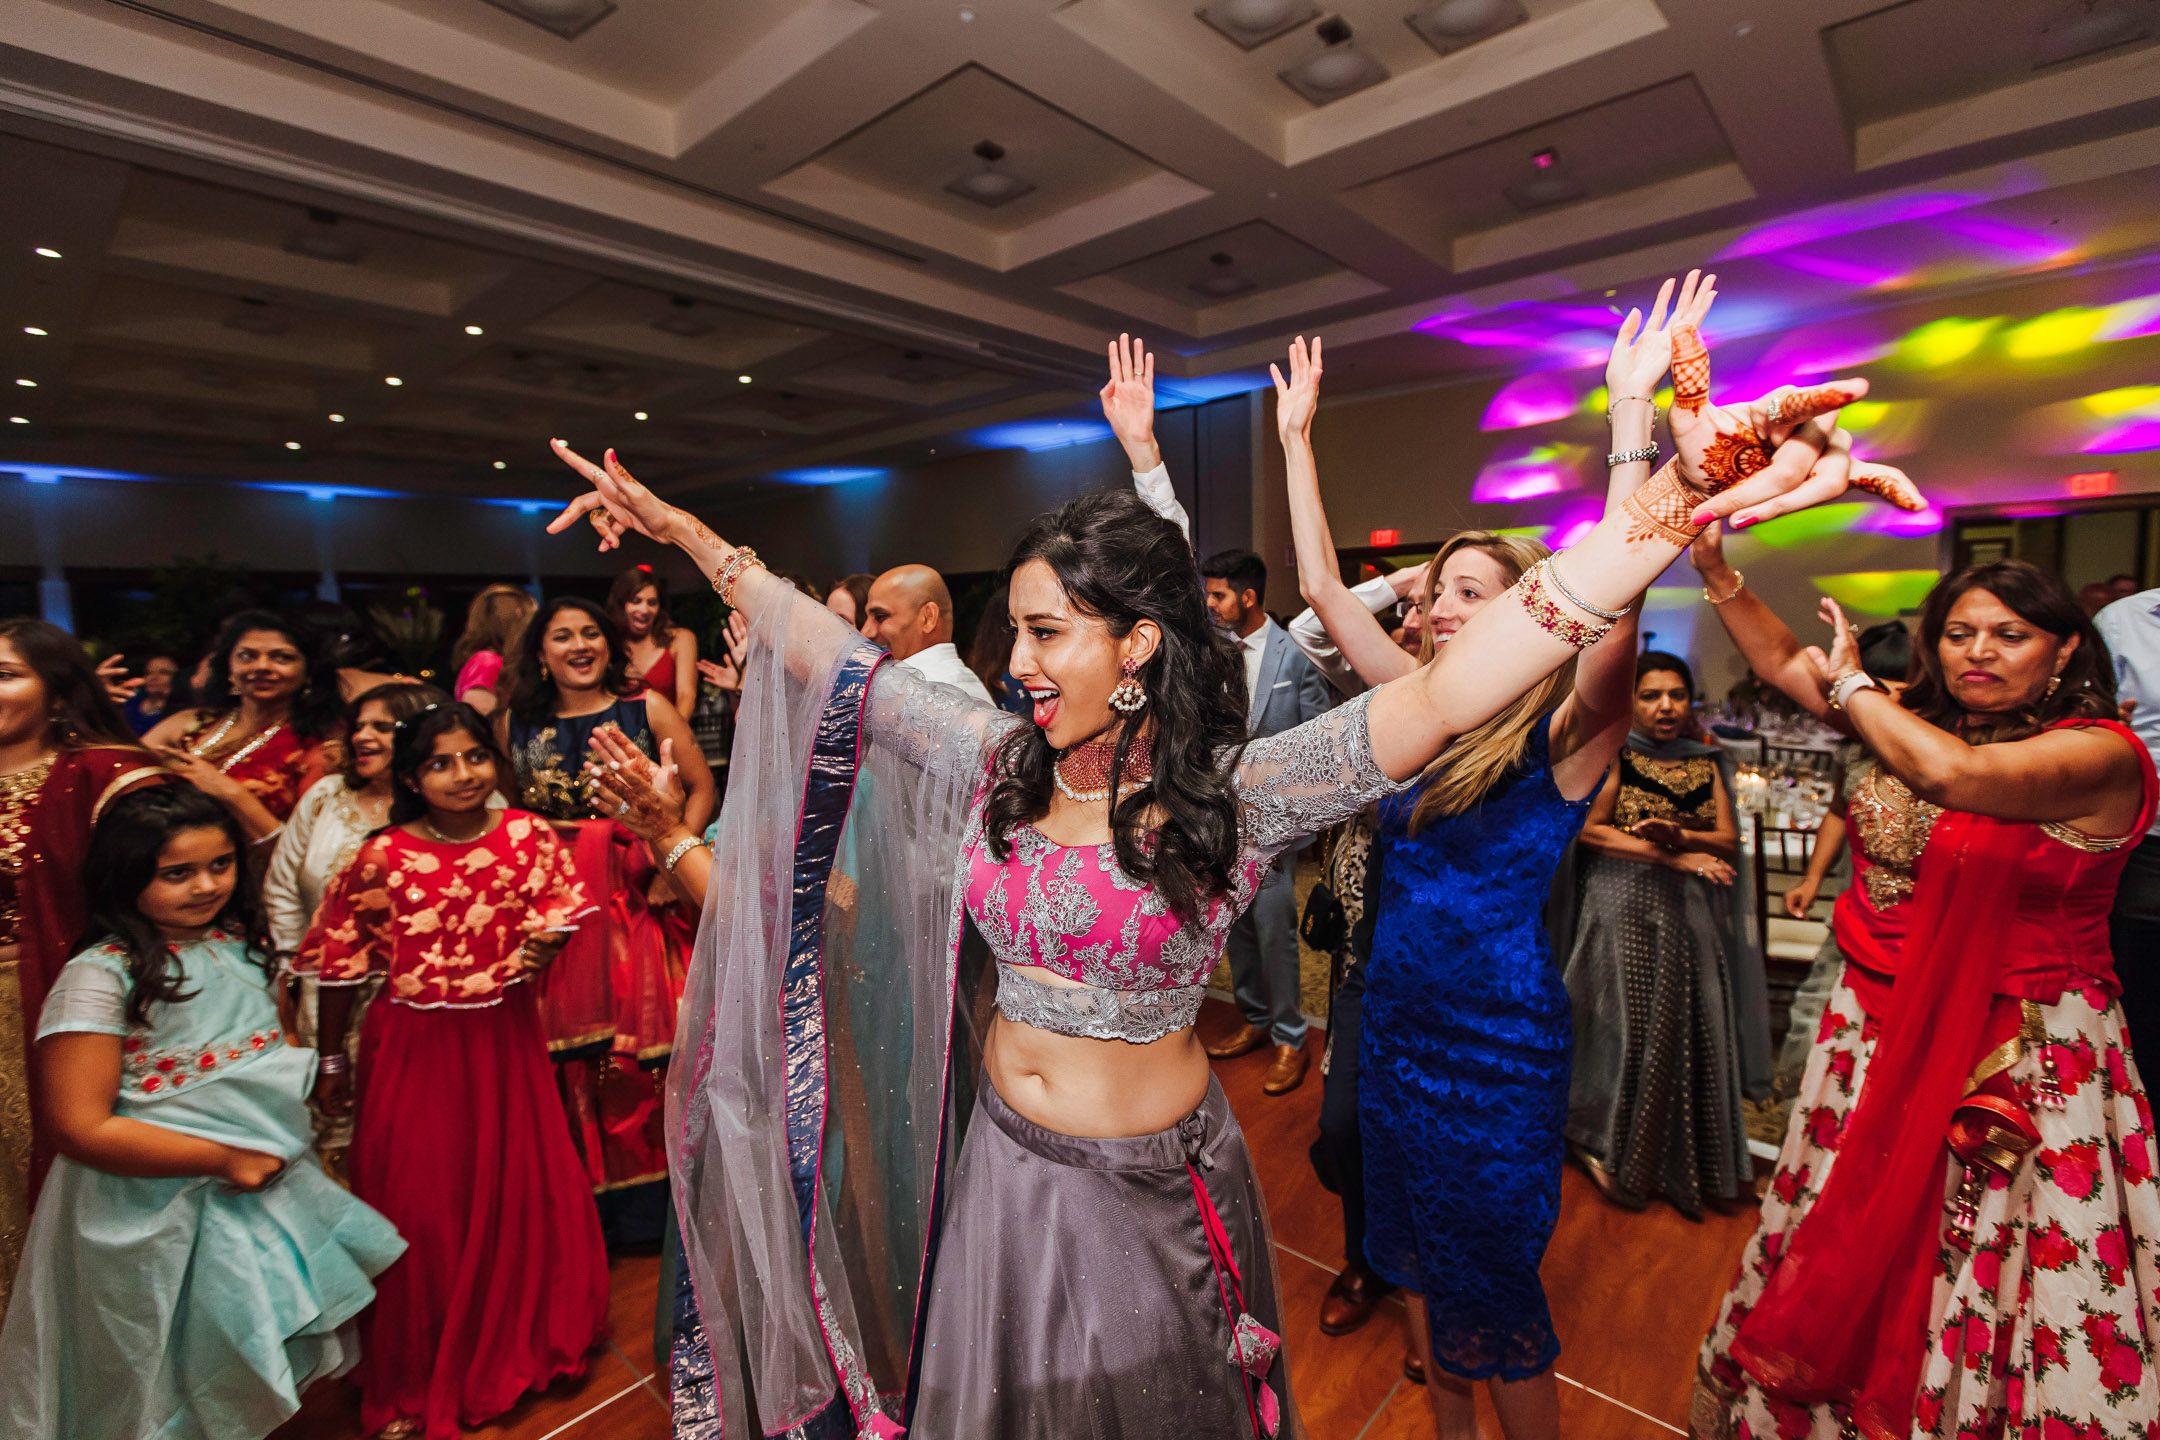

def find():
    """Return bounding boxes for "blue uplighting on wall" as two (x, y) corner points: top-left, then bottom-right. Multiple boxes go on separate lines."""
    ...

(1156, 373), (1273, 408)
(968, 419), (1115, 452)
(770, 466), (890, 485)
(4, 463), (160, 485)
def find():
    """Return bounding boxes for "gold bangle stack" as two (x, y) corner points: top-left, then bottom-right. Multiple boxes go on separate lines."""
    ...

(710, 546), (765, 606)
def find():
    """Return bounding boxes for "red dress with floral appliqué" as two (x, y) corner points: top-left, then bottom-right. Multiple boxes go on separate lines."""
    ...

(1696, 720), (2160, 1440)
(302, 812), (609, 1439)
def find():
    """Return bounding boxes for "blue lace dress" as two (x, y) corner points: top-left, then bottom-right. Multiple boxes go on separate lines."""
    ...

(1360, 716), (1590, 1381)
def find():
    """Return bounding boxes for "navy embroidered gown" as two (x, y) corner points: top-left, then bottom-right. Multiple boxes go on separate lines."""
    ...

(1360, 717), (1590, 1381)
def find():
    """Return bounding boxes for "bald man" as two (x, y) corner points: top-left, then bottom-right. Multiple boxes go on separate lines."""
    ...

(862, 564), (994, 705)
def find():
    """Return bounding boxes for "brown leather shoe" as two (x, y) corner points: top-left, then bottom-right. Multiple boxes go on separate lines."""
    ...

(1403, 1351), (1427, 1386)
(1262, 1043), (1309, 1095)
(1318, 1267), (1392, 1336)
(1205, 1021), (1269, 1061)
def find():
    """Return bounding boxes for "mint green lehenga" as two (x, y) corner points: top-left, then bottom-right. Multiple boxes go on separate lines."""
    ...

(0, 933), (405, 1439)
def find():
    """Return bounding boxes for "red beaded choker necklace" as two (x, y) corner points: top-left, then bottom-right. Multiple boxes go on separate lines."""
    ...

(1053, 732), (1154, 804)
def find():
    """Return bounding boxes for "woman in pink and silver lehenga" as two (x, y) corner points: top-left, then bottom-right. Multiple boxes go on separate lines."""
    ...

(539, 290), (1917, 1440)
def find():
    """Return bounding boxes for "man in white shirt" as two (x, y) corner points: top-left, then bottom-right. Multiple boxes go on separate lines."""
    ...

(861, 564), (994, 706)
(1199, 547), (1333, 1095)
(2096, 587), (2160, 1066)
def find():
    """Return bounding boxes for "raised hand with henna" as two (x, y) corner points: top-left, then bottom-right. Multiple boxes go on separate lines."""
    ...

(1664, 326), (1924, 530)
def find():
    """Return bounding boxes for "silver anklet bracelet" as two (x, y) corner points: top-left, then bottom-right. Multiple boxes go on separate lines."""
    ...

(1543, 554), (1632, 622)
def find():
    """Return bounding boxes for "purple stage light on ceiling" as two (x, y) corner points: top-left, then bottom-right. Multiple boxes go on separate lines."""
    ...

(1480, 372), (1581, 431)
(2087, 418), (2160, 454)
(2099, 294), (2160, 342)
(1470, 443), (1580, 502)
(1771, 249), (1908, 289)
(1755, 320), (1895, 377)
(1717, 191), (1979, 259)
(1933, 214), (2075, 265)
(1857, 501), (1944, 538)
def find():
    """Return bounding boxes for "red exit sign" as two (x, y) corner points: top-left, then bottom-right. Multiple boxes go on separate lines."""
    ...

(2068, 470), (2117, 497)
(1369, 528), (1401, 546)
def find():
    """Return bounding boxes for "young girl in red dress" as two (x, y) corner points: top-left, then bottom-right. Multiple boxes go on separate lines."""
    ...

(302, 701), (609, 1440)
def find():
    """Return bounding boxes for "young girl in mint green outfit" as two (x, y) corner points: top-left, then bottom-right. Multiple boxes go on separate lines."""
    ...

(0, 784), (403, 1439)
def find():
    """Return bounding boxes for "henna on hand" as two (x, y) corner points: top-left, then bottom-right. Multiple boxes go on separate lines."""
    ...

(1621, 460), (1708, 547)
(1851, 463), (1925, 512)
(1672, 326), (1711, 414)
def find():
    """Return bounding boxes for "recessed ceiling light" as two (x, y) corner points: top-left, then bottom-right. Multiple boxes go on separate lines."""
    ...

(2034, 0), (2153, 65)
(494, 460), (507, 469)
(284, 209), (366, 265)
(1731, 19), (1755, 37)
(946, 139), (1036, 208)
(652, 296), (713, 339)
(8, 417), (27, 425)
(958, 6), (975, 19)
(1280, 18), (1388, 103)
(738, 374), (753, 384)
(1407, 0), (1527, 55)
(633, 411), (648, 420)
(32, 247), (60, 259)
(480, 0), (616, 39)
(384, 376), (403, 386)
(328, 413), (346, 422)
(22, 327), (46, 337)
(1505, 147), (1586, 210)
(285, 441), (302, 450)
(465, 324), (485, 336)
(1198, 0), (1316, 49)
(1190, 252), (1257, 300)
(13, 379), (35, 388)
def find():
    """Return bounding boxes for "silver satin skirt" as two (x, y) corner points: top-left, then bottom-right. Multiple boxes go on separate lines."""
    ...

(912, 1072), (1302, 1440)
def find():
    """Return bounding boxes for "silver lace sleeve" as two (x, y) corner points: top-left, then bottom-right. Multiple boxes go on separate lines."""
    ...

(1232, 689), (1411, 869)
(863, 659), (1026, 793)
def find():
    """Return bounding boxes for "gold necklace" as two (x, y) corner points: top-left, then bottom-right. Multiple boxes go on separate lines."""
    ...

(191, 713), (284, 773)
(422, 814), (491, 844)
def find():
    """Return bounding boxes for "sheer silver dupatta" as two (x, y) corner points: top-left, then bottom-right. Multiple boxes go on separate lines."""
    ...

(668, 592), (1011, 1438)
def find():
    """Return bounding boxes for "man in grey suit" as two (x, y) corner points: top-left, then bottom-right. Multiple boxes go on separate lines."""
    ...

(1200, 548), (1333, 1094)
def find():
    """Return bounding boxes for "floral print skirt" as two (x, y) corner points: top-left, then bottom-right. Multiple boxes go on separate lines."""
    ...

(1693, 965), (2160, 1440)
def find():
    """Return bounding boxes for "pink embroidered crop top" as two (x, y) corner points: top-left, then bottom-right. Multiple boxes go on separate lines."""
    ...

(960, 689), (1404, 1043)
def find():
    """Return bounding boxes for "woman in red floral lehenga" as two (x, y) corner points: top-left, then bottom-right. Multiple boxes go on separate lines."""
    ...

(1694, 559), (2160, 1440)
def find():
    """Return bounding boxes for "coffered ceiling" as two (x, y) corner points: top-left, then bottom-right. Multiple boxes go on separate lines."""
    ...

(1, 0), (2157, 510)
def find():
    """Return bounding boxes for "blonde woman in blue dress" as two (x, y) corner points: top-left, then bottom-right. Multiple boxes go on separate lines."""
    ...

(0, 784), (404, 1439)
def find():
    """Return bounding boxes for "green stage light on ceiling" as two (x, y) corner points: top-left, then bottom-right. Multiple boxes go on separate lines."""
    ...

(1893, 316), (1999, 369)
(1811, 570), (1939, 614)
(1739, 502), (1869, 549)
(2004, 308), (2105, 360)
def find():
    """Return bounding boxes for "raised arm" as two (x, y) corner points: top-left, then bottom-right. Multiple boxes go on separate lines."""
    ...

(641, 691), (715, 834)
(1688, 522), (1844, 727)
(1101, 333), (1191, 541)
(1274, 337), (1420, 689)
(545, 441), (1012, 779)
(1549, 272), (1715, 798)
(1808, 598), (2146, 832)
(1361, 309), (1892, 783)
(1289, 567), (1423, 697)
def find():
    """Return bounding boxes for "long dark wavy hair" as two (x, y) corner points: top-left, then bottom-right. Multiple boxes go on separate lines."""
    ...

(981, 488), (1247, 924)
(507, 597), (631, 722)
(387, 700), (510, 826)
(1900, 560), (2115, 743)
(0, 619), (140, 750)
(199, 610), (344, 740)
(80, 785), (273, 1026)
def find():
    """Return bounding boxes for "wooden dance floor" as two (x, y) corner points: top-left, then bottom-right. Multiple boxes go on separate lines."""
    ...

(272, 995), (1755, 1439)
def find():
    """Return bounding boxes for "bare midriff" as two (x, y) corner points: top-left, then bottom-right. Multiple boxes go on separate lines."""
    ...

(984, 963), (1209, 1139)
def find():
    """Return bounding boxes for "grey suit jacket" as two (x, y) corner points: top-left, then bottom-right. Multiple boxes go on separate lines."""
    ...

(1246, 617), (1333, 741)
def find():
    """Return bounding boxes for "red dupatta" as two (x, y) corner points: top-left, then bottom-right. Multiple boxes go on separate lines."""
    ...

(1732, 718), (2157, 1438)
(14, 747), (167, 1195)
(1730, 804), (2020, 1435)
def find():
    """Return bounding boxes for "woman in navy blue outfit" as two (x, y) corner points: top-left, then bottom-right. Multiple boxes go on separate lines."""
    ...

(1273, 279), (1710, 1436)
